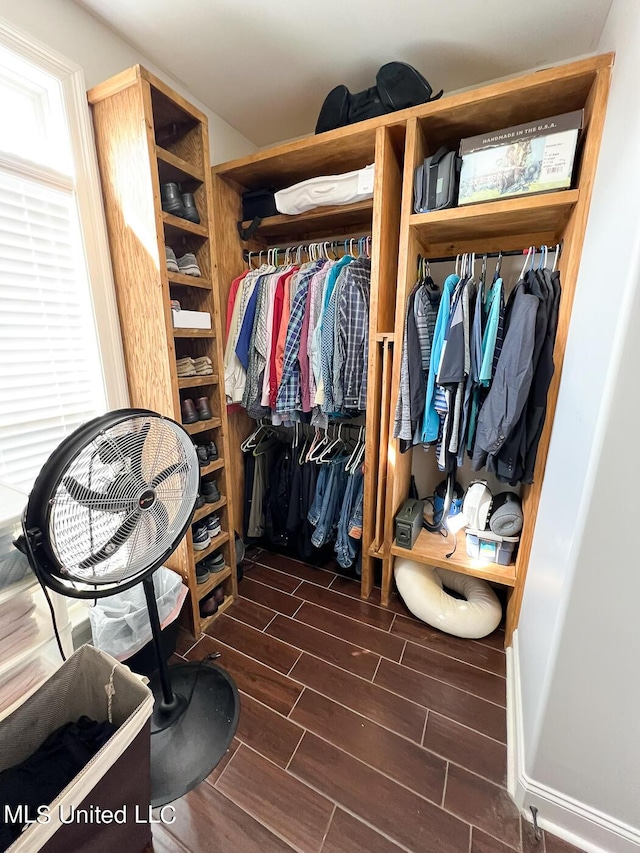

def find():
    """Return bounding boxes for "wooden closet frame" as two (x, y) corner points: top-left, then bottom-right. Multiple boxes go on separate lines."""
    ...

(209, 52), (612, 646)
(87, 66), (238, 639)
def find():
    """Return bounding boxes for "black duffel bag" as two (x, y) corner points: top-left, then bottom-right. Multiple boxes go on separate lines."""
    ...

(316, 61), (443, 134)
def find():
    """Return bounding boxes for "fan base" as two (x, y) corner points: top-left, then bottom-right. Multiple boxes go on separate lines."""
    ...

(148, 661), (239, 807)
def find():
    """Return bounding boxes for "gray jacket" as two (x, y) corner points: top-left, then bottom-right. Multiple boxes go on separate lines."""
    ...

(471, 283), (539, 471)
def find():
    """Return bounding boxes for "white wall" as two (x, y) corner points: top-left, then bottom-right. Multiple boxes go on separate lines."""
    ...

(514, 0), (640, 847)
(0, 0), (256, 164)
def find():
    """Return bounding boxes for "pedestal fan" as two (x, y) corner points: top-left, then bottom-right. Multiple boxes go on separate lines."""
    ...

(14, 408), (239, 806)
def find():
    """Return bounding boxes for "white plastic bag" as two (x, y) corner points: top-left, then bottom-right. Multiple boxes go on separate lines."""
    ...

(88, 567), (187, 661)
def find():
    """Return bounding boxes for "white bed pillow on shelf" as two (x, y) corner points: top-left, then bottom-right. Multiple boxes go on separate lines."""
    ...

(274, 163), (375, 215)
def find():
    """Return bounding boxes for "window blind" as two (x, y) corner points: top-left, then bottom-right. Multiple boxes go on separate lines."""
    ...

(0, 157), (106, 492)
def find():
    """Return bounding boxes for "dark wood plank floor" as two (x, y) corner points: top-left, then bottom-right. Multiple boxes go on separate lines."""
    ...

(157, 549), (584, 853)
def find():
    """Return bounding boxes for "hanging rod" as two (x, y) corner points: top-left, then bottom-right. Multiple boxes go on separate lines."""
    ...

(423, 242), (562, 264)
(242, 235), (372, 264)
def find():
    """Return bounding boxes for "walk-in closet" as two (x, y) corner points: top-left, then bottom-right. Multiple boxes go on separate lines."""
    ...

(3, 1), (636, 848)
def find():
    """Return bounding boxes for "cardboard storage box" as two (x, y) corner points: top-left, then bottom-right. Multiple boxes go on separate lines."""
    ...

(171, 309), (211, 329)
(458, 111), (582, 205)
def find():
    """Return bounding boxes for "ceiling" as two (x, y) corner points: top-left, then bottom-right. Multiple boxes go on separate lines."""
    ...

(75, 0), (612, 148)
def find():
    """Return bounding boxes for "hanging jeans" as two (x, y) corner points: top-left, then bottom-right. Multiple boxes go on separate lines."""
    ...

(335, 469), (364, 568)
(310, 458), (348, 548)
(347, 473), (364, 539)
(307, 464), (329, 527)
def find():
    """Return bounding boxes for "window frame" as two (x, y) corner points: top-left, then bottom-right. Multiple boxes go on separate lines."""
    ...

(0, 16), (128, 411)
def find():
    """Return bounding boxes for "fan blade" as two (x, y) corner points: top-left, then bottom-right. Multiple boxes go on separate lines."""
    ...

(131, 421), (151, 479)
(150, 500), (169, 544)
(149, 460), (188, 489)
(77, 509), (141, 569)
(63, 476), (131, 513)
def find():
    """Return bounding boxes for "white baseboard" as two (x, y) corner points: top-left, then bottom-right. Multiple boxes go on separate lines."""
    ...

(507, 631), (640, 853)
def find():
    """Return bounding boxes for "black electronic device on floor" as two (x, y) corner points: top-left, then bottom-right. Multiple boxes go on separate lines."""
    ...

(15, 408), (239, 807)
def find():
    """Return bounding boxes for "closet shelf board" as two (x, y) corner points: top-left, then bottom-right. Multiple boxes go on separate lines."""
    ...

(199, 595), (235, 632)
(156, 145), (204, 183)
(194, 531), (231, 563)
(390, 530), (517, 587)
(162, 211), (208, 239)
(172, 328), (216, 338)
(193, 496), (227, 524)
(242, 199), (374, 242)
(177, 374), (219, 389)
(200, 458), (225, 476)
(167, 272), (212, 290)
(409, 190), (580, 255)
(196, 566), (232, 601)
(184, 418), (222, 435)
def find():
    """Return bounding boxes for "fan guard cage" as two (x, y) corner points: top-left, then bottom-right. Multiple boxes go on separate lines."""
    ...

(45, 413), (198, 587)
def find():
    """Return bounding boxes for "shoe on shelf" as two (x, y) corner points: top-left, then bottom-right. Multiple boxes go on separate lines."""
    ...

(192, 523), (210, 551)
(201, 550), (225, 573)
(206, 440), (219, 461)
(181, 398), (198, 424)
(199, 593), (218, 618)
(161, 182), (186, 218)
(181, 192), (200, 224)
(165, 246), (179, 273)
(176, 252), (201, 277)
(195, 493), (205, 510)
(202, 479), (221, 504)
(196, 397), (212, 421)
(195, 443), (209, 466)
(213, 585), (225, 604)
(206, 513), (221, 538)
(196, 562), (210, 584)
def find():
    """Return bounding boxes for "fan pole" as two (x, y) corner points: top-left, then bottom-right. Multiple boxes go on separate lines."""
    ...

(143, 576), (178, 711)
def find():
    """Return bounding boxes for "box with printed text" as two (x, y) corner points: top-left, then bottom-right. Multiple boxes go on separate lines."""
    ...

(458, 111), (583, 205)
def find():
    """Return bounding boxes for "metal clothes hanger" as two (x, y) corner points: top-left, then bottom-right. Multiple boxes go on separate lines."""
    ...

(552, 243), (560, 272)
(520, 246), (534, 279)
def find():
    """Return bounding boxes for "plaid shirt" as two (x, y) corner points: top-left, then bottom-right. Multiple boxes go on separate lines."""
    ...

(336, 258), (371, 411)
(276, 263), (321, 415)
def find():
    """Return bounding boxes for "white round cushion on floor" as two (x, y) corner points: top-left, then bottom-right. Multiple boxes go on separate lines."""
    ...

(394, 558), (502, 639)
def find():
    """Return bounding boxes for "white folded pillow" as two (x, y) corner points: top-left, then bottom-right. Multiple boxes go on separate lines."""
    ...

(275, 163), (375, 215)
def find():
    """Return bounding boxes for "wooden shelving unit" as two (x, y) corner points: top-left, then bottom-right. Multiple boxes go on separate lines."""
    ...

(205, 52), (612, 649)
(88, 65), (237, 639)
(210, 119), (405, 591)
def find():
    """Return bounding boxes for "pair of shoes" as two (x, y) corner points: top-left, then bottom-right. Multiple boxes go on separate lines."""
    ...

(192, 522), (212, 551)
(181, 396), (212, 424)
(165, 247), (201, 276)
(195, 441), (218, 465)
(161, 183), (200, 224)
(200, 550), (225, 573)
(199, 583), (225, 618)
(202, 479), (221, 504)
(196, 561), (210, 584)
(206, 513), (221, 538)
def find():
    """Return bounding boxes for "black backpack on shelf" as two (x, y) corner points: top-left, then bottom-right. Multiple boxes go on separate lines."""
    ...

(316, 61), (443, 135)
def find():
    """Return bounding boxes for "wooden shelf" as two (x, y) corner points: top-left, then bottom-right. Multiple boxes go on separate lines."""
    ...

(184, 417), (222, 435)
(193, 496), (227, 524)
(178, 374), (219, 389)
(242, 199), (374, 242)
(162, 211), (208, 239)
(200, 458), (224, 476)
(156, 145), (204, 183)
(194, 531), (230, 563)
(173, 327), (215, 338)
(168, 271), (211, 290)
(390, 529), (516, 587)
(196, 565), (232, 601)
(199, 594), (235, 632)
(409, 190), (580, 255)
